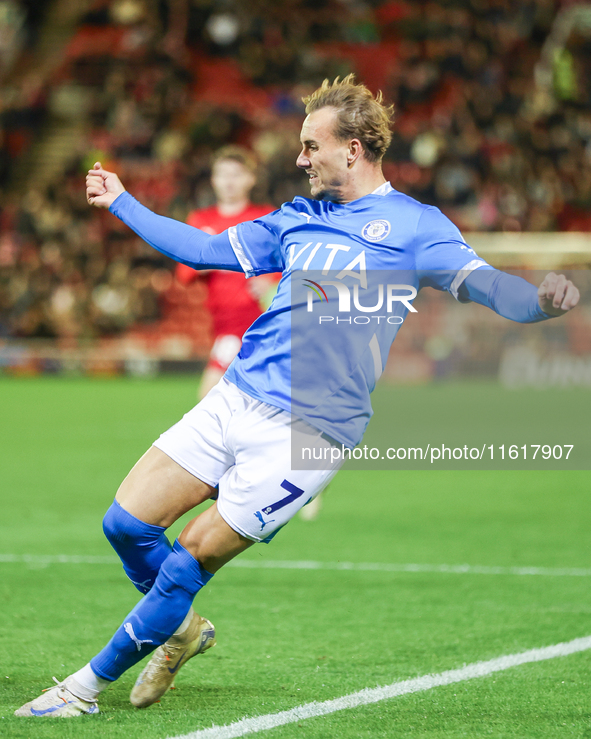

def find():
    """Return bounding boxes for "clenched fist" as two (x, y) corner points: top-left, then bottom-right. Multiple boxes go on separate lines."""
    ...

(538, 272), (579, 316)
(86, 162), (126, 209)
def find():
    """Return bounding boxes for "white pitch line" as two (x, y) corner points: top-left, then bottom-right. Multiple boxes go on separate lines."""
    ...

(227, 559), (591, 577)
(0, 554), (119, 564)
(166, 635), (591, 739)
(2, 553), (591, 577)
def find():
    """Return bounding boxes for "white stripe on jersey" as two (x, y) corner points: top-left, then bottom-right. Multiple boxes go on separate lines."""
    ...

(369, 333), (383, 384)
(450, 259), (489, 300)
(228, 226), (255, 276)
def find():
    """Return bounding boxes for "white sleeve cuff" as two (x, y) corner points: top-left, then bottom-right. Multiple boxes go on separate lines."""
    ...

(228, 226), (255, 277)
(449, 259), (489, 300)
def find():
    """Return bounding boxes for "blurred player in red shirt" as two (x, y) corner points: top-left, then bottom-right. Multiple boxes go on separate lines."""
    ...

(176, 146), (278, 398)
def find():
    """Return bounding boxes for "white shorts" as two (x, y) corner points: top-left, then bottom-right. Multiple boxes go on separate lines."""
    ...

(153, 378), (342, 542)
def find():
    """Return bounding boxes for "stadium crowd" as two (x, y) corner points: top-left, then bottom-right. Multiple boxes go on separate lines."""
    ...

(0, 0), (590, 350)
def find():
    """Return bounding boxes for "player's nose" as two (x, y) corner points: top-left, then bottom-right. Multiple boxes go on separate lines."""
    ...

(296, 149), (310, 169)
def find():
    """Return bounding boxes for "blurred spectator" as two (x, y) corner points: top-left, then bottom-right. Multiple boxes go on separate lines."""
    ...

(0, 0), (26, 74)
(176, 145), (278, 398)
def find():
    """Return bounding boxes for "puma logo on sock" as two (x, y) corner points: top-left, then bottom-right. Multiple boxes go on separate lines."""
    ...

(124, 622), (154, 651)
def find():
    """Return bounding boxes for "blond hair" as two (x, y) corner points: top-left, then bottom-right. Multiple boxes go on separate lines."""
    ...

(302, 74), (394, 163)
(211, 145), (257, 173)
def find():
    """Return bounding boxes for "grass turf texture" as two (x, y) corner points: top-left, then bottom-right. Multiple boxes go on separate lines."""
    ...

(1, 376), (590, 738)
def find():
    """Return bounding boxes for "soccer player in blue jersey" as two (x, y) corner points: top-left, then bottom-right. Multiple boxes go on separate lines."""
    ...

(17, 75), (579, 717)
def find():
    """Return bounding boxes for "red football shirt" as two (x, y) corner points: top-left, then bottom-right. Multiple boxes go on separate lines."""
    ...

(176, 203), (277, 338)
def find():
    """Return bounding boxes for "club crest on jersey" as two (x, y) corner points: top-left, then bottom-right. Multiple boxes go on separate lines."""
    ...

(362, 219), (391, 242)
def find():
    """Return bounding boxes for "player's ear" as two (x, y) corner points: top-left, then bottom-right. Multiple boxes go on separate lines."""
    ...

(347, 139), (363, 167)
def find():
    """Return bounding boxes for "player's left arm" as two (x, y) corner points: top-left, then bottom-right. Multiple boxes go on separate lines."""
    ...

(459, 268), (580, 322)
(414, 206), (579, 322)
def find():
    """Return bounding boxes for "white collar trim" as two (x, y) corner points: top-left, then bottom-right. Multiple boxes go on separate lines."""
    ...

(371, 181), (394, 196)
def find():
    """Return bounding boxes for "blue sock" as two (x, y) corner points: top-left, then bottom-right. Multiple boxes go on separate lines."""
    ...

(90, 540), (213, 681)
(103, 499), (172, 594)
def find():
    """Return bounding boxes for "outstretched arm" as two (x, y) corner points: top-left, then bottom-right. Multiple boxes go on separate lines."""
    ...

(85, 163), (242, 272)
(459, 268), (579, 322)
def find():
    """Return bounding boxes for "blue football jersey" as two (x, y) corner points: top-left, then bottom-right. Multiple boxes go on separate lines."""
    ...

(224, 184), (490, 448)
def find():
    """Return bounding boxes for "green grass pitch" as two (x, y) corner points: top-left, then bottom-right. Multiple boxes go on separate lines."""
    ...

(1, 376), (590, 738)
